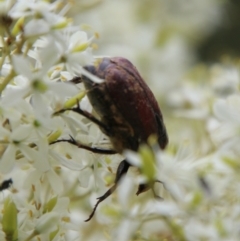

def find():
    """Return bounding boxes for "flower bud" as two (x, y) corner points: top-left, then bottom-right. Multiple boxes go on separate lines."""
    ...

(64, 91), (86, 108)
(2, 198), (18, 241)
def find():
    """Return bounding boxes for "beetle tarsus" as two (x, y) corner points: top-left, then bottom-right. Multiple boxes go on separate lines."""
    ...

(136, 180), (164, 200)
(85, 160), (130, 221)
(85, 184), (117, 222)
(152, 192), (164, 200)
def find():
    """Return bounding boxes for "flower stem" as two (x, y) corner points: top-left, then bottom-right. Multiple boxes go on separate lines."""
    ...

(0, 69), (15, 94)
(24, 230), (37, 241)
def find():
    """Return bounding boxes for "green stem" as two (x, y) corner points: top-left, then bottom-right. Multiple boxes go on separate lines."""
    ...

(0, 69), (15, 94)
(24, 230), (37, 241)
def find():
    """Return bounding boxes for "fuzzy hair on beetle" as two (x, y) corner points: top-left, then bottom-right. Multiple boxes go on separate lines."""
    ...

(52, 57), (168, 221)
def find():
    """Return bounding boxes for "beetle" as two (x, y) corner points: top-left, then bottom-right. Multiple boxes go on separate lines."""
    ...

(53, 57), (168, 221)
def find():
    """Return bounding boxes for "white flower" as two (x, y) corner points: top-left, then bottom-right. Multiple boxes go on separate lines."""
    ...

(4, 53), (78, 118)
(52, 29), (94, 75)
(210, 95), (240, 150)
(155, 145), (197, 201)
(210, 64), (239, 97)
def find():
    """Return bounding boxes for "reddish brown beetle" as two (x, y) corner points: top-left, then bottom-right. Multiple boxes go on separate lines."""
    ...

(54, 57), (168, 221)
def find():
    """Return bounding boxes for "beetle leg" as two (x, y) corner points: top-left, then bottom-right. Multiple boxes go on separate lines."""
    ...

(151, 186), (164, 200)
(136, 181), (164, 200)
(50, 135), (117, 155)
(69, 76), (82, 84)
(54, 102), (110, 134)
(136, 183), (150, 196)
(85, 160), (130, 222)
(84, 184), (117, 222)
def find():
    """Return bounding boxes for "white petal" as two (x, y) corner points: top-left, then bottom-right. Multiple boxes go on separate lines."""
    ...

(50, 150), (84, 171)
(213, 96), (240, 123)
(2, 107), (22, 130)
(1, 86), (29, 107)
(24, 19), (50, 37)
(0, 63), (12, 77)
(12, 55), (33, 79)
(14, 75), (28, 87)
(69, 31), (88, 50)
(35, 212), (59, 233)
(78, 167), (91, 188)
(37, 137), (49, 159)
(31, 93), (52, 128)
(46, 169), (63, 194)
(11, 124), (32, 141)
(115, 219), (139, 241)
(60, 71), (73, 81)
(38, 41), (60, 74)
(0, 126), (11, 138)
(24, 170), (42, 188)
(42, 10), (66, 27)
(67, 51), (93, 68)
(61, 115), (88, 134)
(20, 144), (50, 172)
(123, 150), (141, 167)
(48, 81), (78, 98)
(213, 99), (230, 122)
(80, 96), (92, 112)
(53, 197), (70, 213)
(145, 201), (181, 216)
(0, 144), (16, 173)
(117, 176), (134, 207)
(79, 66), (104, 84)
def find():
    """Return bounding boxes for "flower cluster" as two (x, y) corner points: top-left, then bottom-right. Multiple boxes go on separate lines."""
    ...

(0, 1), (240, 241)
(0, 0), (100, 240)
